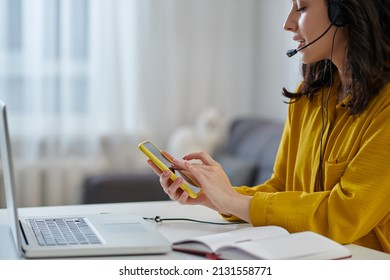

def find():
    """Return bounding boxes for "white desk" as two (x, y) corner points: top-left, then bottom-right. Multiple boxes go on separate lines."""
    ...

(1, 201), (389, 260)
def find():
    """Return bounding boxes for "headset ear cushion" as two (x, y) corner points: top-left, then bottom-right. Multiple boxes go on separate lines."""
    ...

(328, 1), (347, 27)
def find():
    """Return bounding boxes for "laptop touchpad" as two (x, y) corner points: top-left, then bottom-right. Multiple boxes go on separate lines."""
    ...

(102, 223), (147, 234)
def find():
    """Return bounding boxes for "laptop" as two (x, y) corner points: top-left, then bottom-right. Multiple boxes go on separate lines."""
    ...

(0, 101), (171, 258)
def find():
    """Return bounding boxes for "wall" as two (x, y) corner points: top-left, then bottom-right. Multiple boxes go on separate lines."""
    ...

(255, 1), (301, 122)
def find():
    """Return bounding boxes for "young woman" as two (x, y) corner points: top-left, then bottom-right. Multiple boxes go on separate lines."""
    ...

(148, 0), (390, 253)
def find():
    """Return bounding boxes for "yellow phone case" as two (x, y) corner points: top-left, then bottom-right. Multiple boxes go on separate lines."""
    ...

(138, 141), (199, 198)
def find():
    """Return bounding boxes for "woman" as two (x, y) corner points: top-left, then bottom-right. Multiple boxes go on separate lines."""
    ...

(149, 0), (390, 252)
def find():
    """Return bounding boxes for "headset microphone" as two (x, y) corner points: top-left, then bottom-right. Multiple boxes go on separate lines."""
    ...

(286, 23), (334, 57)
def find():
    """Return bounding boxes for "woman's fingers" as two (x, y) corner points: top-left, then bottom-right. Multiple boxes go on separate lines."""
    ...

(183, 151), (220, 166)
(147, 159), (163, 175)
(147, 156), (207, 206)
(159, 170), (186, 198)
(160, 150), (174, 163)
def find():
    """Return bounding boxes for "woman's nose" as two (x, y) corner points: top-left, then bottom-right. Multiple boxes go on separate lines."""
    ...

(283, 9), (297, 32)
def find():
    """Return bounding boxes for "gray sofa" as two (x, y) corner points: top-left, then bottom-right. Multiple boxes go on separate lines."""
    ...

(83, 117), (284, 204)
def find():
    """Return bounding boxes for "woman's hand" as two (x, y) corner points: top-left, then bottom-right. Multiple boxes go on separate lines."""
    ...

(172, 151), (252, 222)
(147, 150), (252, 222)
(146, 157), (218, 211)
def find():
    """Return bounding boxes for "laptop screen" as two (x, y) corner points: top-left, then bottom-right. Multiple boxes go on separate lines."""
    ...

(0, 101), (23, 255)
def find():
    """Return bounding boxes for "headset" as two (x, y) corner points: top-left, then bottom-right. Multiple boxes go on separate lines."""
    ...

(286, 0), (347, 57)
(328, 0), (347, 27)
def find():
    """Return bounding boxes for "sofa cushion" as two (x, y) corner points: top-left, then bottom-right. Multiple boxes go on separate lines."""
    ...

(222, 117), (284, 185)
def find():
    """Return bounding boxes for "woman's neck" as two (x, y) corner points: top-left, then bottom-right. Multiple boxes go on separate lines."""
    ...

(337, 71), (350, 103)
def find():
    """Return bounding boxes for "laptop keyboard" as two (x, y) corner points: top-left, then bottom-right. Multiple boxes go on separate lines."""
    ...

(28, 218), (102, 246)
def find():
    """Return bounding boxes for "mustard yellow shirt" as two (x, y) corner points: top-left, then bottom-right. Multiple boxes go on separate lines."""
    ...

(233, 82), (390, 253)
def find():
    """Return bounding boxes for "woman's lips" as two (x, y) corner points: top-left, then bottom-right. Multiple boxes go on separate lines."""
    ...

(297, 40), (305, 50)
(292, 35), (305, 50)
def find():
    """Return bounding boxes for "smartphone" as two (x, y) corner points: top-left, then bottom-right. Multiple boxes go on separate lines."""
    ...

(138, 140), (200, 198)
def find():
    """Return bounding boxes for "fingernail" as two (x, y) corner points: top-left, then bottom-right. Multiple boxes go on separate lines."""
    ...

(163, 170), (170, 177)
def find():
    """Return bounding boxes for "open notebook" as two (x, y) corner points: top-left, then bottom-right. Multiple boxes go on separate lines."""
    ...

(0, 101), (171, 258)
(173, 226), (352, 260)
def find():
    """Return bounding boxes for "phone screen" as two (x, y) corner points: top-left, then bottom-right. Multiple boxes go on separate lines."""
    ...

(142, 141), (173, 168)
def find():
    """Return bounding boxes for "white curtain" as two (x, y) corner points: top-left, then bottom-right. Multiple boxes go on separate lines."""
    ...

(0, 0), (293, 206)
(0, 0), (137, 160)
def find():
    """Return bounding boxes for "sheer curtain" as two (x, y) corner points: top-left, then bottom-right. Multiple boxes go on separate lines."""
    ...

(0, 0), (292, 206)
(0, 0), (138, 159)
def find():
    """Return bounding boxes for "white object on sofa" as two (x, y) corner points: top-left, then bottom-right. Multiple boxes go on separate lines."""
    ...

(167, 108), (227, 160)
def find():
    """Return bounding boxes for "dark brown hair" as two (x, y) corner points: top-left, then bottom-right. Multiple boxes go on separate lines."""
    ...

(283, 0), (390, 115)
